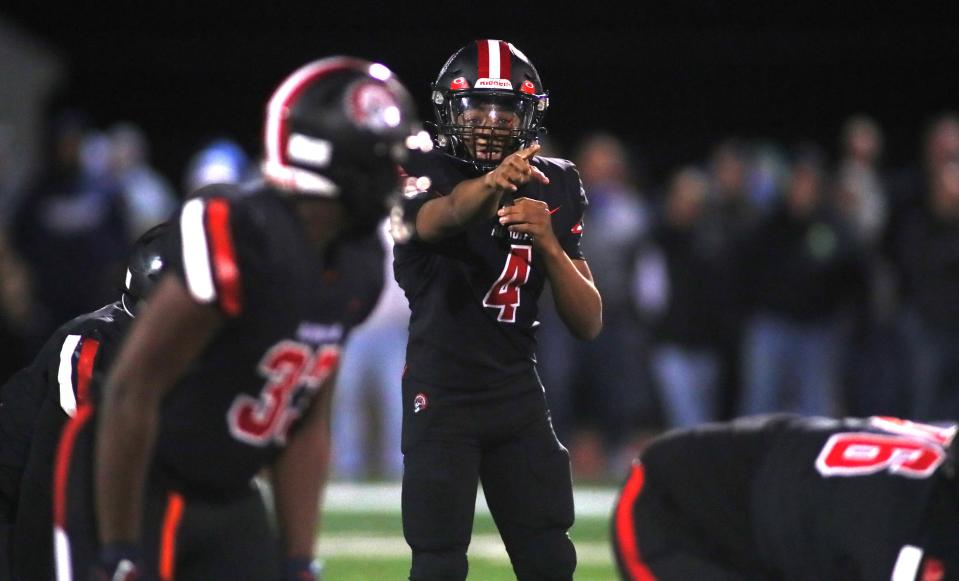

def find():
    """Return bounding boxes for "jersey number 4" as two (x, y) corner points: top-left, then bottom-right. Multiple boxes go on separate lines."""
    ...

(815, 417), (957, 479)
(483, 245), (532, 323)
(228, 340), (340, 446)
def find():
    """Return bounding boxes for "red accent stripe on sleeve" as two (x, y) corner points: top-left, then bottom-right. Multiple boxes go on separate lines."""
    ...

(477, 39), (490, 79)
(498, 41), (511, 81)
(159, 492), (186, 581)
(53, 406), (93, 528)
(75, 338), (100, 405)
(205, 198), (242, 316)
(614, 463), (658, 581)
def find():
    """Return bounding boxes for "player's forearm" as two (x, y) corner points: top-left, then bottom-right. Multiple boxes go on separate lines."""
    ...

(542, 247), (602, 340)
(272, 384), (334, 558)
(417, 175), (503, 241)
(95, 388), (158, 543)
(273, 429), (330, 557)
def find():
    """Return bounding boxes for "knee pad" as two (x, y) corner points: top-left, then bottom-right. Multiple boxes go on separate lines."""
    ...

(410, 550), (468, 581)
(512, 531), (576, 581)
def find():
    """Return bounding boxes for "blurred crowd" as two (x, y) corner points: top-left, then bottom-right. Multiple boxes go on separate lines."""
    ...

(3, 108), (959, 482)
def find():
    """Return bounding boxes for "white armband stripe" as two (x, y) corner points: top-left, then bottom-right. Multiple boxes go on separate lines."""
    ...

(180, 198), (217, 303)
(57, 335), (81, 418)
(890, 545), (923, 581)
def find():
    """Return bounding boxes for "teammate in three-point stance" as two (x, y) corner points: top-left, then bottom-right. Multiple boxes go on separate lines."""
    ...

(612, 414), (959, 581)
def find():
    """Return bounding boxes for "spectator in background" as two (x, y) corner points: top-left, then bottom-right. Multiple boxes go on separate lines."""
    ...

(182, 137), (252, 195)
(11, 110), (129, 339)
(332, 219), (407, 481)
(634, 167), (725, 428)
(894, 160), (959, 422)
(738, 145), (867, 418)
(108, 122), (178, 240)
(0, 123), (36, 378)
(833, 115), (905, 417)
(885, 113), (959, 259)
(703, 139), (760, 418)
(0, 123), (21, 225)
(0, 229), (32, 380)
(745, 140), (788, 214)
(836, 115), (887, 248)
(537, 132), (651, 476)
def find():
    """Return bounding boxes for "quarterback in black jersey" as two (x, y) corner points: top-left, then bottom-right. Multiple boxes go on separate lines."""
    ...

(612, 414), (959, 581)
(0, 223), (167, 581)
(393, 40), (602, 580)
(54, 58), (422, 581)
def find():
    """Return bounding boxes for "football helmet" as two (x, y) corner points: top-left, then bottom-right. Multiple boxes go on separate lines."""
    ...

(261, 56), (424, 235)
(122, 221), (170, 316)
(431, 40), (549, 172)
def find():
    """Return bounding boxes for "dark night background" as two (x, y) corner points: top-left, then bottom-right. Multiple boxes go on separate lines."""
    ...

(2, 4), (957, 187)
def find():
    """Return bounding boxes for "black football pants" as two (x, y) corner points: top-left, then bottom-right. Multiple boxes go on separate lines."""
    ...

(401, 371), (576, 581)
(55, 410), (278, 581)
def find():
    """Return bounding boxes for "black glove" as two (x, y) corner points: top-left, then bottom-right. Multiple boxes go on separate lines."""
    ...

(95, 542), (142, 581)
(283, 556), (323, 581)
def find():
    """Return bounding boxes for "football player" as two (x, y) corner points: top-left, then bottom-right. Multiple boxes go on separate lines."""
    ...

(0, 222), (168, 581)
(55, 57), (422, 580)
(393, 40), (602, 580)
(612, 414), (959, 580)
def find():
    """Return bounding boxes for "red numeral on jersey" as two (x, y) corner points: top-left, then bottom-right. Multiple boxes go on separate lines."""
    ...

(228, 341), (340, 446)
(815, 433), (947, 479)
(483, 245), (532, 323)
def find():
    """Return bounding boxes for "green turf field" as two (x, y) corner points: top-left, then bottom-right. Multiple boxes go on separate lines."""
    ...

(317, 483), (619, 580)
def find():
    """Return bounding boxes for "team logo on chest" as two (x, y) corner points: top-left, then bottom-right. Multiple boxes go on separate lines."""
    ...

(413, 392), (428, 414)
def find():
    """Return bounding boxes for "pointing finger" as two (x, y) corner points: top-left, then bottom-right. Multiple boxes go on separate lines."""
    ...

(515, 143), (541, 161)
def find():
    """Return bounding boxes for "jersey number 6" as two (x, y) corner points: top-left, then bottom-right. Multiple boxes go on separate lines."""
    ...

(815, 417), (956, 479)
(228, 340), (340, 446)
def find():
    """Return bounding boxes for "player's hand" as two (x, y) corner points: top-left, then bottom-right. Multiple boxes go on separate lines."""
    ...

(497, 197), (559, 250)
(483, 144), (550, 192)
(282, 557), (323, 581)
(95, 543), (142, 581)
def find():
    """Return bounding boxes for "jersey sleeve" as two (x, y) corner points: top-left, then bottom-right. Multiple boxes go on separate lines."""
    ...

(167, 193), (246, 317)
(559, 162), (589, 260)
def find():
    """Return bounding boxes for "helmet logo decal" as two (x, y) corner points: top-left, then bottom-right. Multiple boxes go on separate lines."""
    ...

(347, 81), (402, 131)
(521, 80), (537, 95)
(475, 78), (513, 90)
(449, 76), (469, 90)
(476, 39), (512, 80)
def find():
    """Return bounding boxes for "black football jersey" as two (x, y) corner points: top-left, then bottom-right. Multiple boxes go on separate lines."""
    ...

(1, 301), (130, 490)
(394, 150), (588, 388)
(2, 301), (130, 580)
(153, 185), (384, 493)
(641, 414), (959, 581)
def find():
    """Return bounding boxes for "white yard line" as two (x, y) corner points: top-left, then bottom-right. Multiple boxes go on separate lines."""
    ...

(315, 534), (613, 565)
(323, 482), (619, 519)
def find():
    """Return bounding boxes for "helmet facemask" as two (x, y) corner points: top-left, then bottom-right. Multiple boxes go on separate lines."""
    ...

(436, 91), (540, 169)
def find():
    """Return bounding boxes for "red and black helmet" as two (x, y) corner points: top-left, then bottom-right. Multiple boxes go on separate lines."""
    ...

(431, 40), (549, 172)
(261, 56), (424, 235)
